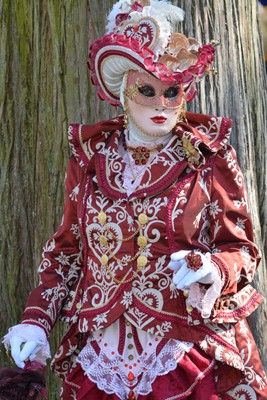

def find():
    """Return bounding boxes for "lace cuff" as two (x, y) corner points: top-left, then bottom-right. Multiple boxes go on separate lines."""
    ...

(3, 323), (51, 363)
(185, 261), (222, 319)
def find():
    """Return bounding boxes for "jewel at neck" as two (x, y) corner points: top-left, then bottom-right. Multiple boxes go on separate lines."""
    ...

(125, 143), (163, 166)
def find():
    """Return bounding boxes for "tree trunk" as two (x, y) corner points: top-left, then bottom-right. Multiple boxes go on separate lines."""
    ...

(0, 0), (115, 396)
(0, 1), (266, 398)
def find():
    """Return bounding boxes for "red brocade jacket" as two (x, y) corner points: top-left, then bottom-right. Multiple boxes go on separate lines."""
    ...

(22, 112), (264, 386)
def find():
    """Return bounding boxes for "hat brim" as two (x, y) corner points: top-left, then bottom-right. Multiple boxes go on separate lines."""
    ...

(89, 34), (216, 106)
(89, 35), (160, 106)
(96, 47), (158, 104)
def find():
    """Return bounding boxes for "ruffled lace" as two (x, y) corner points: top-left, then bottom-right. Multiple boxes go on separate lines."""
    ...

(119, 129), (171, 196)
(3, 323), (51, 364)
(77, 319), (193, 399)
(186, 263), (222, 319)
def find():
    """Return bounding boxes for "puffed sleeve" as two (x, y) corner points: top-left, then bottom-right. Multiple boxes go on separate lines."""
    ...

(21, 156), (83, 336)
(208, 144), (261, 296)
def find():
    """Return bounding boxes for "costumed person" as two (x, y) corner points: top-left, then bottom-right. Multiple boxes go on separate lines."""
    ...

(3, 1), (267, 399)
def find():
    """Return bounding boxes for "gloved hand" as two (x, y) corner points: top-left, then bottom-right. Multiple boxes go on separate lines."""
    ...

(168, 250), (222, 318)
(9, 336), (41, 368)
(3, 324), (50, 369)
(168, 250), (214, 290)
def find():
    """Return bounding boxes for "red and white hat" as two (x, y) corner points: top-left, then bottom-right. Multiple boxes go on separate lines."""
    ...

(88, 0), (219, 106)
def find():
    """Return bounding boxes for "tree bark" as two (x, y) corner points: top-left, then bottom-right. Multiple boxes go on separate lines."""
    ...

(0, 1), (266, 398)
(0, 0), (115, 396)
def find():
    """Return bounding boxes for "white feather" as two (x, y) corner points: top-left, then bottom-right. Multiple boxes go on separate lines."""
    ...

(106, 0), (184, 33)
(150, 0), (184, 28)
(106, 0), (132, 33)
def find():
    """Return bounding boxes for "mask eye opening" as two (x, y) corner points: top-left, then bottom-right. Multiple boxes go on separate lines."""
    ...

(138, 85), (156, 97)
(164, 86), (180, 99)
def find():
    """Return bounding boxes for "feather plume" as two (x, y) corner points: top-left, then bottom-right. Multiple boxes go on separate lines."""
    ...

(106, 0), (184, 33)
(150, 0), (184, 29)
(106, 0), (132, 33)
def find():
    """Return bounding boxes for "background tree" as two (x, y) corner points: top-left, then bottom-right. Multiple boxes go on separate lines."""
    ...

(0, 1), (266, 398)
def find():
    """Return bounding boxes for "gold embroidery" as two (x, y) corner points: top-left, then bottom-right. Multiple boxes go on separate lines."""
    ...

(182, 137), (199, 165)
(126, 83), (139, 100)
(98, 213), (150, 284)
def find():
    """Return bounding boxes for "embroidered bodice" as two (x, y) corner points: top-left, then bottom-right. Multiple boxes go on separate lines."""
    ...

(76, 132), (197, 398)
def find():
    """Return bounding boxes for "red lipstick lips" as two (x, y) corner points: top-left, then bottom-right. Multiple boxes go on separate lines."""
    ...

(151, 116), (167, 124)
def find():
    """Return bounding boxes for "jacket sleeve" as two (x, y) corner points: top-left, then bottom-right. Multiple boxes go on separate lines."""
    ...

(208, 144), (261, 296)
(21, 156), (83, 336)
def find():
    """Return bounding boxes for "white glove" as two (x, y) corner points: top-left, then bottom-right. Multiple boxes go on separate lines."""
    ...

(168, 250), (222, 318)
(3, 324), (50, 368)
(9, 336), (40, 368)
(168, 250), (214, 289)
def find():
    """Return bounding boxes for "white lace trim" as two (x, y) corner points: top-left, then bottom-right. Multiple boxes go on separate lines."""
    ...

(121, 151), (149, 195)
(119, 130), (171, 196)
(186, 262), (222, 319)
(3, 323), (51, 362)
(77, 319), (193, 399)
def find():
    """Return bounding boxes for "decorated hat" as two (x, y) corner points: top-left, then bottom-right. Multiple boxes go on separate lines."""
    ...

(88, 0), (219, 106)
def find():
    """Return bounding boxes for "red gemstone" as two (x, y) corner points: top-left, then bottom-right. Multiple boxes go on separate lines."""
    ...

(185, 251), (203, 271)
(128, 371), (135, 381)
(128, 390), (136, 399)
